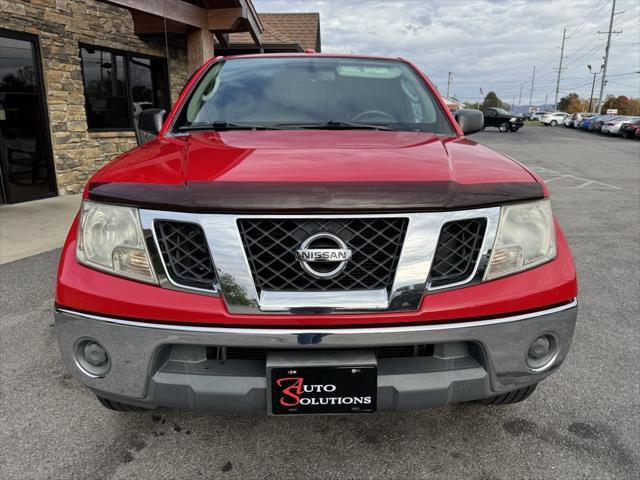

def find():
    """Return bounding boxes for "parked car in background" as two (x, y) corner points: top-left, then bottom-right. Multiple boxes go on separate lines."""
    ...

(601, 116), (640, 135)
(540, 112), (570, 126)
(483, 107), (525, 132)
(565, 112), (595, 128)
(529, 111), (551, 121)
(580, 115), (604, 130)
(585, 115), (612, 131)
(620, 119), (640, 139)
(593, 115), (622, 133)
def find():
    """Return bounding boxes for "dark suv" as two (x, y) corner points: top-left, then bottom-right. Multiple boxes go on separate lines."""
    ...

(483, 107), (525, 132)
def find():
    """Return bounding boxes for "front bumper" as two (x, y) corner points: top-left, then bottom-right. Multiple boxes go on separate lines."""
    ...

(55, 301), (577, 413)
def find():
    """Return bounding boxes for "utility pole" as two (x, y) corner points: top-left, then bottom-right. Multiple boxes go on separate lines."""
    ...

(544, 93), (548, 109)
(596, 0), (623, 114)
(512, 94), (516, 112)
(554, 28), (568, 110)
(528, 65), (536, 107)
(518, 83), (523, 109)
(446, 71), (453, 98)
(588, 64), (604, 113)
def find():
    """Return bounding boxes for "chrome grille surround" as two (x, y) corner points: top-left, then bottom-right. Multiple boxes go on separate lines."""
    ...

(139, 208), (501, 314)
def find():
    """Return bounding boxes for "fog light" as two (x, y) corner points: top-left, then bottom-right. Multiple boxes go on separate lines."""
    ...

(75, 339), (110, 377)
(528, 336), (550, 359)
(83, 341), (108, 366)
(526, 333), (559, 372)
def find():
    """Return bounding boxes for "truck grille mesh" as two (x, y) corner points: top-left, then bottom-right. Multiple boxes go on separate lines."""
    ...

(155, 221), (216, 290)
(428, 218), (487, 288)
(237, 218), (408, 292)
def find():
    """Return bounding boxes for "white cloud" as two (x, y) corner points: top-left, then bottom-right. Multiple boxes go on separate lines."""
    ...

(254, 0), (640, 105)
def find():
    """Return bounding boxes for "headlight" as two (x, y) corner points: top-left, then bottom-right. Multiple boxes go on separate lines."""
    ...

(510, 117), (517, 122)
(485, 199), (556, 280)
(76, 201), (157, 284)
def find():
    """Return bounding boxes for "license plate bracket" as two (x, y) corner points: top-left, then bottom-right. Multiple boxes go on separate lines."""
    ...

(267, 351), (377, 415)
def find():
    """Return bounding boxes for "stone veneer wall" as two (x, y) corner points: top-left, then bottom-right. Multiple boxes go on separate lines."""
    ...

(1, 0), (190, 194)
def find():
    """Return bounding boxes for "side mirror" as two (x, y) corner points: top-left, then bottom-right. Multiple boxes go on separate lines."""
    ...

(135, 108), (166, 145)
(455, 109), (484, 135)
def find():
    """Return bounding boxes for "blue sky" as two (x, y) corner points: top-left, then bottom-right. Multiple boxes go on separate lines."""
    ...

(254, 0), (640, 106)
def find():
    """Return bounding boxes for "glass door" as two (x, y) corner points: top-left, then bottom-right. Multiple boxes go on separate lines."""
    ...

(0, 30), (56, 204)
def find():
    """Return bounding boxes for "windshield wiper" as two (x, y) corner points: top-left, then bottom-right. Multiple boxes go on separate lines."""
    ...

(276, 121), (392, 131)
(177, 121), (282, 132)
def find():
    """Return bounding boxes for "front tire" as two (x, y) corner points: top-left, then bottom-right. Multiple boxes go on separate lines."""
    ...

(97, 396), (152, 412)
(477, 383), (538, 406)
(498, 122), (509, 132)
(509, 125), (520, 132)
(550, 120), (557, 126)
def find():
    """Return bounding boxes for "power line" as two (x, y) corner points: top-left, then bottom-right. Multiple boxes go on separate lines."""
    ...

(562, 41), (607, 68)
(607, 71), (640, 77)
(607, 80), (640, 89)
(568, 0), (607, 37)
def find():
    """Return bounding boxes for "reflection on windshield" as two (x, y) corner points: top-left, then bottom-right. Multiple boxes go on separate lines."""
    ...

(174, 57), (454, 134)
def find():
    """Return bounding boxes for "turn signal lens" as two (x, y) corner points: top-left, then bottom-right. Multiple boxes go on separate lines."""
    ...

(112, 247), (155, 280)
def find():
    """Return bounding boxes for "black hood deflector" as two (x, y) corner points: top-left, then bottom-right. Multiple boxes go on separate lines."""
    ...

(88, 180), (544, 213)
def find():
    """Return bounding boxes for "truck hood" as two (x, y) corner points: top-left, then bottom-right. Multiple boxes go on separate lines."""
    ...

(89, 130), (543, 212)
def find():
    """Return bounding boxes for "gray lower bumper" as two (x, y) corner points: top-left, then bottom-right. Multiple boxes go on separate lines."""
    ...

(55, 301), (577, 413)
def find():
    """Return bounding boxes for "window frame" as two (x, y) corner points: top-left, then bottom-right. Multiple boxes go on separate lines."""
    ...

(79, 43), (171, 132)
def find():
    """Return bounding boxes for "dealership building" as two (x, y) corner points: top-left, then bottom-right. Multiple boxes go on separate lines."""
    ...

(0, 1), (320, 204)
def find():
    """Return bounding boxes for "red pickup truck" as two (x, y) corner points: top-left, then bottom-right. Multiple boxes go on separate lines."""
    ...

(55, 54), (577, 415)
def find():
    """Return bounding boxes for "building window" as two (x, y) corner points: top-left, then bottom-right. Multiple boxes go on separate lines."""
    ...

(80, 45), (169, 131)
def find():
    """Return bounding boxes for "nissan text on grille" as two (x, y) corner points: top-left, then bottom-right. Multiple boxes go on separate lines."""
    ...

(55, 54), (578, 415)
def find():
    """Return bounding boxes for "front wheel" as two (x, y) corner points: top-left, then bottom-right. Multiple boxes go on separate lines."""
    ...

(550, 120), (558, 126)
(498, 122), (509, 132)
(509, 125), (520, 132)
(477, 383), (538, 406)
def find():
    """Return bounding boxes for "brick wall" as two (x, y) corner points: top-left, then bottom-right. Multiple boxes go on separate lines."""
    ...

(0, 0), (190, 194)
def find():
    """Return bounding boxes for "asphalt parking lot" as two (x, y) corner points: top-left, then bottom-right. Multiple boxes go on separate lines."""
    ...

(1, 125), (639, 479)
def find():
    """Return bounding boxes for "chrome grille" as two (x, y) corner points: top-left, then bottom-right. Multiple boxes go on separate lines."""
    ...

(237, 218), (408, 292)
(428, 218), (487, 288)
(154, 220), (217, 290)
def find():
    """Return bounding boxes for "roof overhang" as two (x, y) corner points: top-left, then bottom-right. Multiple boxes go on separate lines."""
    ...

(102, 0), (262, 45)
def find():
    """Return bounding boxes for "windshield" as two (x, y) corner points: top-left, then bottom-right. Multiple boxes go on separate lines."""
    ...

(492, 108), (510, 115)
(173, 57), (455, 134)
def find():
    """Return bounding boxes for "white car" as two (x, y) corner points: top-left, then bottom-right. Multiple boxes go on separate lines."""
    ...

(601, 116), (639, 135)
(540, 112), (571, 126)
(529, 111), (550, 121)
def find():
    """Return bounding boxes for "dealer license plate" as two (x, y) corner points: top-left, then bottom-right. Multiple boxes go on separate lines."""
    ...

(269, 366), (377, 415)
